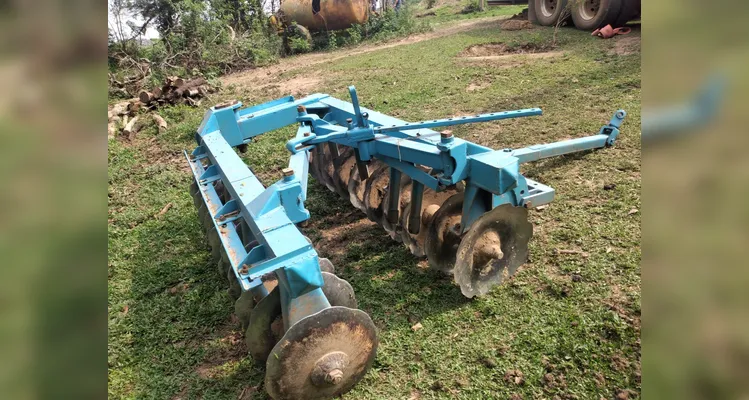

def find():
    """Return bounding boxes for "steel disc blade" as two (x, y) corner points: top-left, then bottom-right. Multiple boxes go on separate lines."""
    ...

(319, 257), (335, 274)
(218, 249), (230, 278)
(322, 272), (357, 309)
(234, 290), (255, 331)
(424, 193), (464, 273)
(381, 175), (411, 241)
(399, 201), (424, 257)
(246, 287), (284, 363)
(265, 307), (378, 400)
(318, 143), (338, 192)
(332, 147), (356, 199)
(190, 181), (201, 208)
(347, 167), (367, 212)
(310, 145), (324, 183)
(453, 204), (533, 298)
(399, 188), (455, 258)
(363, 165), (389, 223)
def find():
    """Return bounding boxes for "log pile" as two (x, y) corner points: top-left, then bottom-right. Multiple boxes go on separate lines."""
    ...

(108, 76), (215, 140)
(138, 76), (213, 108)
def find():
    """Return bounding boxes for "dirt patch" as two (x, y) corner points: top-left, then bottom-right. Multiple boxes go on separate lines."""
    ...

(466, 81), (491, 92)
(222, 15), (516, 91)
(609, 35), (640, 56)
(258, 75), (323, 97)
(195, 328), (246, 379)
(460, 42), (553, 57)
(500, 20), (534, 31)
(311, 212), (380, 264)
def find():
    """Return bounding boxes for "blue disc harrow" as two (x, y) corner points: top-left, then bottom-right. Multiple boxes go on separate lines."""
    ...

(186, 87), (626, 399)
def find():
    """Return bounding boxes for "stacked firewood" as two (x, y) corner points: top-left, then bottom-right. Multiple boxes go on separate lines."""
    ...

(138, 76), (214, 108)
(108, 76), (215, 140)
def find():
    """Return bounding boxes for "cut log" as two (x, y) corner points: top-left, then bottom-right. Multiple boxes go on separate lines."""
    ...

(139, 91), (155, 103)
(153, 87), (163, 98)
(123, 116), (140, 139)
(153, 114), (168, 132)
(128, 100), (143, 114)
(108, 122), (117, 139)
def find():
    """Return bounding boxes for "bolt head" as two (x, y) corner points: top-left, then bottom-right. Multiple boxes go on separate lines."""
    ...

(282, 167), (294, 177)
(440, 131), (453, 139)
(297, 105), (306, 113)
(346, 118), (353, 124)
(325, 369), (344, 385)
(303, 132), (311, 137)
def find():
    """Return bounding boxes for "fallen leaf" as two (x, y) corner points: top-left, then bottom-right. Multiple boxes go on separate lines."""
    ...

(628, 208), (638, 215)
(411, 322), (423, 332)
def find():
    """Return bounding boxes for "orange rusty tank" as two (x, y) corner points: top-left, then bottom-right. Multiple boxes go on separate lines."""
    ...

(279, 0), (369, 31)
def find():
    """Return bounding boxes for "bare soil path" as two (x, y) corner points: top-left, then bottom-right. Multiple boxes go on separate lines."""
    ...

(222, 15), (512, 92)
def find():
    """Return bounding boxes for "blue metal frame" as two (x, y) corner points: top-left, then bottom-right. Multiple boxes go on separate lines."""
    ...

(187, 87), (626, 323)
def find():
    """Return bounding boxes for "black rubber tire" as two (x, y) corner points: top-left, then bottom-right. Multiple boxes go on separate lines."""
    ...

(527, 1), (539, 25)
(533, 0), (568, 26)
(571, 0), (622, 31)
(612, 0), (640, 28)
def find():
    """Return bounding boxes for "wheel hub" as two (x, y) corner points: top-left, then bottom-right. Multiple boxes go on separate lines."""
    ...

(310, 351), (349, 387)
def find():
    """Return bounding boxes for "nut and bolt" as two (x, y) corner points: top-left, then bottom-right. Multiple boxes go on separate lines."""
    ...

(346, 118), (353, 124)
(297, 105), (307, 113)
(303, 132), (311, 137)
(440, 131), (453, 139)
(282, 167), (294, 178)
(239, 264), (249, 275)
(324, 369), (344, 385)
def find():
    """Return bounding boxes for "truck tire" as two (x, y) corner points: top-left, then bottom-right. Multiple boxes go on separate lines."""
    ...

(533, 0), (568, 26)
(570, 0), (622, 31)
(528, 0), (539, 24)
(612, 0), (640, 27)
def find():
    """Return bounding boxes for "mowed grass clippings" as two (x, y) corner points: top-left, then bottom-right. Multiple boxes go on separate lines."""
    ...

(108, 22), (640, 400)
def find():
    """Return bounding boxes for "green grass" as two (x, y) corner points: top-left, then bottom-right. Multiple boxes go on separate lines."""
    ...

(415, 3), (525, 25)
(108, 23), (641, 399)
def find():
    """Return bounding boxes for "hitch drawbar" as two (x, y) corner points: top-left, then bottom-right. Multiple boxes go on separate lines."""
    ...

(186, 86), (625, 400)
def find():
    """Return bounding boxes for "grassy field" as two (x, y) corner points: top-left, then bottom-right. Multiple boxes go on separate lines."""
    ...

(108, 18), (641, 400)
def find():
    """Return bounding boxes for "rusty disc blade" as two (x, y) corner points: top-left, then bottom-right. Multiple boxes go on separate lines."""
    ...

(362, 165), (390, 223)
(332, 147), (356, 199)
(234, 290), (255, 331)
(190, 181), (201, 208)
(321, 272), (357, 309)
(453, 204), (533, 298)
(318, 143), (338, 192)
(319, 257), (335, 274)
(424, 193), (465, 273)
(246, 287), (283, 363)
(265, 307), (378, 400)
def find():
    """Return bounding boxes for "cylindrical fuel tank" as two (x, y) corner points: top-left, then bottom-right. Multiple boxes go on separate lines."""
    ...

(280, 0), (369, 31)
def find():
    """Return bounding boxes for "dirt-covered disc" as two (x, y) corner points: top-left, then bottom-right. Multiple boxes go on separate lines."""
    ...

(265, 307), (378, 400)
(453, 204), (532, 298)
(246, 287), (283, 363)
(318, 143), (338, 192)
(424, 193), (465, 273)
(362, 165), (390, 223)
(318, 257), (335, 274)
(234, 290), (255, 331)
(321, 272), (357, 309)
(332, 147), (356, 199)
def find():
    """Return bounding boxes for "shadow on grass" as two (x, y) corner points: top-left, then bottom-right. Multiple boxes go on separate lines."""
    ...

(120, 176), (470, 399)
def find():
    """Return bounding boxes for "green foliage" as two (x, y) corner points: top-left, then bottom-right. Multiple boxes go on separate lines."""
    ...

(327, 31), (338, 50)
(365, 7), (430, 42)
(287, 36), (312, 54)
(461, 0), (482, 14)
